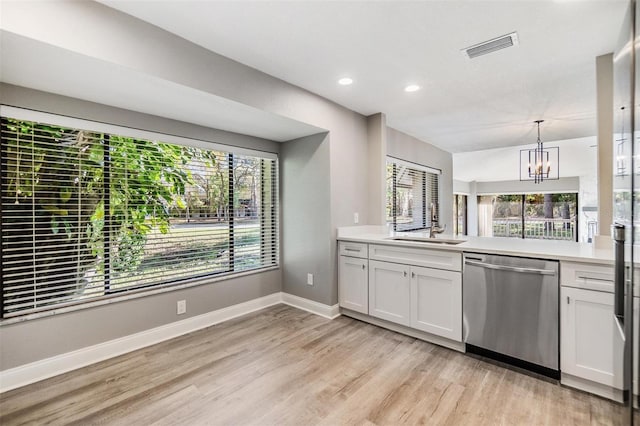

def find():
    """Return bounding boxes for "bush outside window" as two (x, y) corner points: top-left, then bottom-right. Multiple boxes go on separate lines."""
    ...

(0, 112), (278, 318)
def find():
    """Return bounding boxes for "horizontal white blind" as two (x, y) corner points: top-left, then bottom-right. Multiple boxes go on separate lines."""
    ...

(386, 158), (440, 232)
(1, 114), (278, 318)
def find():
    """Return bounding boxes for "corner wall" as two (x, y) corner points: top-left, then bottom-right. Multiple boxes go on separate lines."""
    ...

(0, 85), (283, 371)
(1, 0), (372, 370)
(367, 113), (387, 225)
(386, 127), (454, 230)
(281, 133), (333, 305)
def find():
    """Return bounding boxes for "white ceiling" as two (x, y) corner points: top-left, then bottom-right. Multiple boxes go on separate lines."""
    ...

(100, 0), (628, 153)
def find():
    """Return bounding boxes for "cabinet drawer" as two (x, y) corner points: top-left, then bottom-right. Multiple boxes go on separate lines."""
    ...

(339, 241), (368, 258)
(561, 262), (614, 293)
(369, 244), (461, 272)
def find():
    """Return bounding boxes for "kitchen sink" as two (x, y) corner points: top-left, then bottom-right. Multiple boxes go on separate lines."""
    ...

(386, 236), (466, 245)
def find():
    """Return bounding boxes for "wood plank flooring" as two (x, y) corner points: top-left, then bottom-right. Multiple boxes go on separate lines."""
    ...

(0, 305), (625, 425)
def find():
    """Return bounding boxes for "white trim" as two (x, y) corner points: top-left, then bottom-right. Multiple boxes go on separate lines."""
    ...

(0, 293), (281, 393)
(281, 293), (341, 319)
(0, 292), (339, 393)
(0, 105), (278, 160)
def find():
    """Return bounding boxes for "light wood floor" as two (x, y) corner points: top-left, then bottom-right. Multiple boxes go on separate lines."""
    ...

(0, 305), (625, 425)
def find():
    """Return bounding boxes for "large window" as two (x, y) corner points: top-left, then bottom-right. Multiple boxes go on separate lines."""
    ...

(0, 109), (278, 318)
(386, 157), (440, 232)
(478, 193), (577, 241)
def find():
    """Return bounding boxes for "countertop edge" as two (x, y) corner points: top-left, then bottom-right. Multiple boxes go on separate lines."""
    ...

(337, 235), (615, 266)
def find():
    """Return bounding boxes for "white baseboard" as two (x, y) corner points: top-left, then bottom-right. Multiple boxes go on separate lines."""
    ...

(0, 292), (337, 394)
(281, 293), (340, 319)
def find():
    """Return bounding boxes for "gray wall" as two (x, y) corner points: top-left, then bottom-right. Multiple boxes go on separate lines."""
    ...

(367, 113), (387, 225)
(0, 271), (280, 370)
(0, 84), (282, 154)
(0, 86), (283, 371)
(0, 1), (448, 370)
(281, 134), (333, 304)
(386, 127), (454, 231)
(453, 180), (471, 194)
(1, 1), (373, 369)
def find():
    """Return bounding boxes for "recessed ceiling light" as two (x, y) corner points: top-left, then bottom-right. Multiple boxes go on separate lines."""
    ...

(338, 77), (353, 86)
(404, 84), (420, 92)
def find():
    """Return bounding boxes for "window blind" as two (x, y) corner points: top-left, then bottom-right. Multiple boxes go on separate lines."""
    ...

(0, 111), (278, 318)
(386, 157), (440, 232)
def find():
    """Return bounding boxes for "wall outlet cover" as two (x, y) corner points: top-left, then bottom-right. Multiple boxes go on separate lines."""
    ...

(177, 300), (187, 315)
(307, 273), (313, 286)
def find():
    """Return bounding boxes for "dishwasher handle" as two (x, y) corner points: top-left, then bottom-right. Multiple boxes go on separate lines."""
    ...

(464, 259), (556, 276)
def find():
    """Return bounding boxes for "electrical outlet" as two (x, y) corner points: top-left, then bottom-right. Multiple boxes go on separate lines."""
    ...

(353, 212), (359, 224)
(177, 300), (186, 315)
(307, 273), (314, 286)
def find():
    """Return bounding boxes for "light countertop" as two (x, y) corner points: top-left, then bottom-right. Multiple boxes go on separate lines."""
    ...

(337, 226), (615, 265)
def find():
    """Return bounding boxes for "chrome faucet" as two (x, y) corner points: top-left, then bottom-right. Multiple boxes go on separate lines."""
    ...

(428, 202), (445, 238)
(429, 223), (446, 238)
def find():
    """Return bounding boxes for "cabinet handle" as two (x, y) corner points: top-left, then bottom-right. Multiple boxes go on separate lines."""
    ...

(567, 296), (570, 304)
(344, 248), (360, 252)
(403, 271), (407, 277)
(576, 275), (613, 283)
(412, 272), (415, 278)
(362, 264), (366, 270)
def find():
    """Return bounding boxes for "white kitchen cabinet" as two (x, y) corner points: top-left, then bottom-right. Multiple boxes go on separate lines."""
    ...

(410, 265), (462, 341)
(338, 255), (368, 314)
(368, 259), (411, 326)
(561, 286), (623, 389)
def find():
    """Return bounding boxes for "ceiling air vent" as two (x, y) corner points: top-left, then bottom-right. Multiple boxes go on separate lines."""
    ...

(462, 32), (519, 59)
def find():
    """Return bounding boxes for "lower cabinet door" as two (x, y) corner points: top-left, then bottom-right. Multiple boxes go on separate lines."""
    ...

(410, 266), (462, 341)
(561, 286), (623, 388)
(368, 260), (411, 326)
(338, 255), (368, 314)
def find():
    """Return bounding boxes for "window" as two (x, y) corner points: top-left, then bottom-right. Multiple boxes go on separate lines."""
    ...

(386, 157), (440, 232)
(478, 193), (577, 241)
(0, 109), (278, 318)
(453, 194), (467, 236)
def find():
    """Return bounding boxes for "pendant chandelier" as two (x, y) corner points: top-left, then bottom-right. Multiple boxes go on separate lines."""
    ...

(519, 120), (559, 183)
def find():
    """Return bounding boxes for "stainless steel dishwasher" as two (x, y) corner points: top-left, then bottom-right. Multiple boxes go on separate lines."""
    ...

(463, 252), (559, 378)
